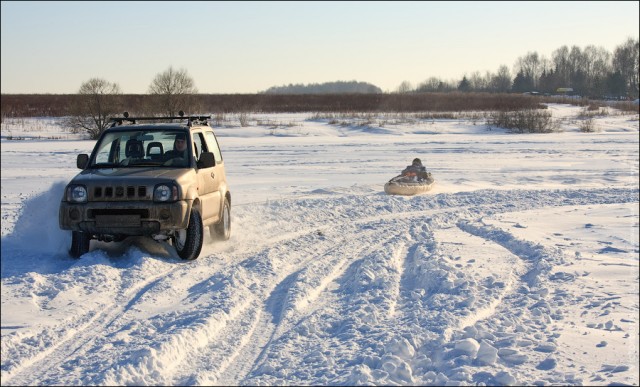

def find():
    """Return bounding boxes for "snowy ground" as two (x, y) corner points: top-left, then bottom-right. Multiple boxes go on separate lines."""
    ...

(1, 104), (638, 386)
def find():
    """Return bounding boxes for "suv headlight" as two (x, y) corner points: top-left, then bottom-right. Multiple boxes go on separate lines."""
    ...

(154, 184), (178, 202)
(66, 185), (87, 203)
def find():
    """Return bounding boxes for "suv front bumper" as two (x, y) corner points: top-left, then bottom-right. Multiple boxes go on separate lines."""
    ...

(59, 200), (191, 236)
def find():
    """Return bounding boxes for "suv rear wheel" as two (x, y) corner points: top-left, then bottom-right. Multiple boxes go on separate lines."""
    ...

(211, 198), (231, 241)
(174, 209), (203, 260)
(70, 231), (91, 258)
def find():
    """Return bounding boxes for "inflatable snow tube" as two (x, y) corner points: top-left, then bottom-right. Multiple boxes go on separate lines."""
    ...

(384, 174), (435, 196)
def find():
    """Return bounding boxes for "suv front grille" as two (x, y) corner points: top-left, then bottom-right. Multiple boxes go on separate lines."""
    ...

(93, 185), (148, 200)
(88, 209), (150, 219)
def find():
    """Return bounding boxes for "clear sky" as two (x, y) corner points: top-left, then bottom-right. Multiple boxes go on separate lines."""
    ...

(1, 1), (638, 94)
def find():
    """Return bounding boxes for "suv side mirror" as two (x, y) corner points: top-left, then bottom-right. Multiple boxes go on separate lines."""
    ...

(197, 152), (215, 168)
(77, 154), (89, 169)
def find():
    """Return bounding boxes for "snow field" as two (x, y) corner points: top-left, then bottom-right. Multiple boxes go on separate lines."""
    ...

(1, 104), (638, 385)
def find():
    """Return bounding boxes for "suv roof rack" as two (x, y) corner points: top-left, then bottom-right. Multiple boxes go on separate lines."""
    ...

(109, 111), (210, 127)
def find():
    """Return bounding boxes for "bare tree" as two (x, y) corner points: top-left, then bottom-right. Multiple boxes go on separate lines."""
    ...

(416, 77), (442, 92)
(148, 66), (198, 116)
(552, 45), (571, 86)
(396, 80), (414, 94)
(68, 78), (122, 139)
(514, 52), (543, 89)
(583, 45), (611, 97)
(491, 65), (512, 92)
(613, 37), (639, 98)
(469, 71), (489, 92)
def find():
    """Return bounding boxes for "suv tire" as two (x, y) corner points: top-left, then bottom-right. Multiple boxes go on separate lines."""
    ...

(174, 209), (203, 260)
(70, 231), (91, 258)
(211, 198), (231, 241)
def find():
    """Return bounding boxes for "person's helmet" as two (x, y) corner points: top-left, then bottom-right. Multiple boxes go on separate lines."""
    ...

(412, 158), (422, 165)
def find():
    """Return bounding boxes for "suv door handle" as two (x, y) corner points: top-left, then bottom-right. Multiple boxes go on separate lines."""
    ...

(211, 172), (215, 179)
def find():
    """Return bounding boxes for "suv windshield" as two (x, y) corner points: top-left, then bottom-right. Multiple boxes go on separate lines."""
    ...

(90, 129), (191, 168)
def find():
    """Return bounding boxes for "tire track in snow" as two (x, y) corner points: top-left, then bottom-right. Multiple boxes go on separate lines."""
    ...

(407, 218), (580, 385)
(441, 222), (526, 343)
(168, 213), (412, 385)
(2, 260), (180, 386)
(239, 188), (636, 385)
(237, 217), (410, 383)
(239, 216), (416, 385)
(56, 223), (347, 385)
(380, 208), (524, 329)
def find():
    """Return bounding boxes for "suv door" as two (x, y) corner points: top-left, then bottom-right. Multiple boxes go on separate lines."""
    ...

(193, 131), (221, 223)
(205, 129), (227, 217)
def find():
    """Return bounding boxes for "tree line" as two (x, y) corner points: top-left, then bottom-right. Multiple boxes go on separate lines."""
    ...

(0, 92), (553, 119)
(400, 37), (638, 100)
(1, 37), (637, 139)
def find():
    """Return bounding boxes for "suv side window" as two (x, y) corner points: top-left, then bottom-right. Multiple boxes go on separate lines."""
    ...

(192, 132), (208, 162)
(205, 131), (223, 164)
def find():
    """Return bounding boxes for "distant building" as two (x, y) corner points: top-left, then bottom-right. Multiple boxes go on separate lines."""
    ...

(556, 87), (574, 95)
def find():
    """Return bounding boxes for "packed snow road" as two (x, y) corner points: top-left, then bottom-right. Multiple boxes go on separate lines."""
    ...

(1, 186), (637, 386)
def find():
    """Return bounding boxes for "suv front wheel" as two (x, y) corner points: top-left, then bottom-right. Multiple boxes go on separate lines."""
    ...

(174, 209), (203, 260)
(70, 231), (91, 258)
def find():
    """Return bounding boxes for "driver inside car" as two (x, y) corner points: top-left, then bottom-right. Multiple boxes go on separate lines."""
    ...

(163, 133), (189, 162)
